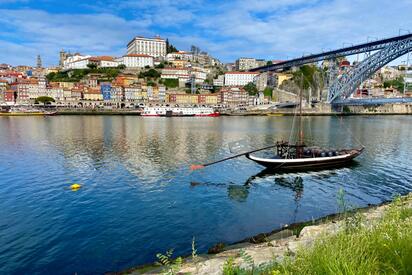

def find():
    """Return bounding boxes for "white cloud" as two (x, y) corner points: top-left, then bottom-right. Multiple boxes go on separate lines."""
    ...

(0, 0), (411, 65)
(0, 8), (152, 66)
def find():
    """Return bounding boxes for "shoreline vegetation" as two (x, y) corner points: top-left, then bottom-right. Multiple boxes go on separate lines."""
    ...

(117, 192), (412, 275)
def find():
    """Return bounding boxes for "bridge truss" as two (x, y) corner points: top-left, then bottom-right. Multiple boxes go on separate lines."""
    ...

(328, 36), (412, 102)
(251, 33), (412, 103)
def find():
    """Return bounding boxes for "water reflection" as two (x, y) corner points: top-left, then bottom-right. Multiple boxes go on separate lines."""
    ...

(1, 116), (412, 275)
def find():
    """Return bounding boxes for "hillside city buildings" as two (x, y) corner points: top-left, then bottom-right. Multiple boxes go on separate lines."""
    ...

(1, 35), (411, 109)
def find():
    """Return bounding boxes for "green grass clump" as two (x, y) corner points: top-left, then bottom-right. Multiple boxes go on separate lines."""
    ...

(224, 196), (412, 275)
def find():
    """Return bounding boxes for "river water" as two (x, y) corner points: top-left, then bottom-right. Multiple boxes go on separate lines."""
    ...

(0, 115), (411, 274)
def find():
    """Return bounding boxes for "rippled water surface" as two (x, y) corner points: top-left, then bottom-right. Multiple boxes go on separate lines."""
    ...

(1, 115), (411, 274)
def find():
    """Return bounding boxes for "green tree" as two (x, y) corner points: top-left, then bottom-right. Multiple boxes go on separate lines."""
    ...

(384, 76), (404, 91)
(266, 60), (273, 66)
(263, 87), (273, 97)
(117, 64), (126, 70)
(166, 39), (178, 53)
(35, 96), (55, 105)
(163, 78), (179, 88)
(87, 63), (97, 70)
(244, 82), (258, 95)
(155, 63), (165, 69)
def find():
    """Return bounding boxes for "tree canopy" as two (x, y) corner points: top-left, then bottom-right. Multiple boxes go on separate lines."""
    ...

(35, 96), (55, 105)
(244, 82), (258, 95)
(384, 76), (404, 91)
(166, 39), (178, 53)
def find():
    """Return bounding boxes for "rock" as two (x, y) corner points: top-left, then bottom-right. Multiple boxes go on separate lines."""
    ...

(249, 233), (268, 244)
(266, 229), (294, 241)
(208, 242), (225, 254)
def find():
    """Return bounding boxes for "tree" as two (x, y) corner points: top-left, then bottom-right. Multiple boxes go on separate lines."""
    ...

(35, 96), (55, 105)
(244, 82), (258, 95)
(117, 64), (126, 70)
(263, 87), (273, 97)
(87, 63), (97, 70)
(384, 76), (404, 91)
(163, 78), (179, 88)
(266, 60), (273, 66)
(155, 63), (165, 69)
(166, 39), (178, 53)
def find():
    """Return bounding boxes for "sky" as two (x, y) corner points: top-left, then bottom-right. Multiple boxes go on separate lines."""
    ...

(0, 0), (411, 66)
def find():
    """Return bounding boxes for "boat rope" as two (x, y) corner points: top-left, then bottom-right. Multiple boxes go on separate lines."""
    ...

(336, 115), (366, 148)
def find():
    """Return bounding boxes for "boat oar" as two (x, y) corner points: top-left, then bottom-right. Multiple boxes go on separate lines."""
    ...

(190, 144), (279, 170)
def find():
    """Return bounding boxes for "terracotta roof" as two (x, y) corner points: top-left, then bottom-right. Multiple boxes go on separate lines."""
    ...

(125, 54), (153, 58)
(163, 67), (188, 71)
(89, 56), (115, 62)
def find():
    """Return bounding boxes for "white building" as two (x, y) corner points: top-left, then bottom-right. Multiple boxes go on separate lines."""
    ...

(63, 54), (92, 70)
(224, 72), (259, 86)
(89, 56), (119, 68)
(127, 36), (167, 58)
(213, 75), (224, 87)
(166, 51), (193, 61)
(116, 54), (154, 68)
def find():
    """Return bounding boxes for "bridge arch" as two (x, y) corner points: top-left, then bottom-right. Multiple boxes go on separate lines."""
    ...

(328, 37), (412, 102)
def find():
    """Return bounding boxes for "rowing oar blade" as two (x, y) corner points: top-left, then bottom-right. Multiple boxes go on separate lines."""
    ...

(190, 164), (205, 171)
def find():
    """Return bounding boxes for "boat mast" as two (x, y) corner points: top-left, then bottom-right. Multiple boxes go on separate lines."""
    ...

(299, 75), (303, 145)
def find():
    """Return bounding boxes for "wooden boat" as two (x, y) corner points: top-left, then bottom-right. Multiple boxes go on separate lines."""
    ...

(246, 142), (364, 171)
(190, 78), (364, 173)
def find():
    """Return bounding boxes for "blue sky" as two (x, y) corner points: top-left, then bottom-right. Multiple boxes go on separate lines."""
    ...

(0, 0), (411, 66)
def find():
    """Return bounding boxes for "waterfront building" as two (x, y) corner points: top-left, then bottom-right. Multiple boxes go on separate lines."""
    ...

(124, 86), (143, 101)
(10, 79), (40, 102)
(116, 54), (154, 68)
(198, 94), (219, 105)
(224, 72), (259, 86)
(63, 88), (72, 101)
(110, 86), (124, 102)
(167, 93), (200, 105)
(4, 89), (16, 103)
(84, 87), (103, 101)
(47, 86), (64, 101)
(71, 87), (83, 100)
(218, 86), (249, 106)
(127, 36), (166, 58)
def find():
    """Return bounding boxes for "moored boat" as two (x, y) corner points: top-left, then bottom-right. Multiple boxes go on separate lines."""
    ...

(246, 142), (364, 171)
(141, 106), (219, 117)
(0, 106), (57, 116)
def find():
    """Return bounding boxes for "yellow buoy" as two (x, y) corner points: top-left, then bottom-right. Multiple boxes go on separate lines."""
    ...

(70, 183), (82, 190)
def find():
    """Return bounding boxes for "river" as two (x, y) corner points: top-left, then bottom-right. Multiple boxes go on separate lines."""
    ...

(0, 115), (411, 274)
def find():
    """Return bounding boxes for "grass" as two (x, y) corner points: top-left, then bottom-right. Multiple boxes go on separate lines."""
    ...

(223, 195), (412, 275)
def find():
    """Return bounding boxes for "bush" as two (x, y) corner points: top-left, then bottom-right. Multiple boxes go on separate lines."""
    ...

(225, 195), (412, 275)
(163, 78), (179, 88)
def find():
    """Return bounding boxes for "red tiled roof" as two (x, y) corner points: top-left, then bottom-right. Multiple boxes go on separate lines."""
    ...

(225, 72), (259, 75)
(89, 56), (115, 62)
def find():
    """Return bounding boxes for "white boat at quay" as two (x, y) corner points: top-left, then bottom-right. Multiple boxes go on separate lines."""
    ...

(141, 106), (220, 117)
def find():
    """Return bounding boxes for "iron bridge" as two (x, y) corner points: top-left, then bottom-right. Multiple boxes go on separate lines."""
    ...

(250, 34), (412, 103)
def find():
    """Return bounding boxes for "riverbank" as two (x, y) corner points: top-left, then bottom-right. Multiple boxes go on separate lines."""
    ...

(121, 192), (412, 275)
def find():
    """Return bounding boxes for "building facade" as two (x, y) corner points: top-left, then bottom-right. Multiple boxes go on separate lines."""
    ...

(219, 87), (249, 106)
(127, 36), (167, 58)
(224, 72), (259, 86)
(116, 54), (154, 68)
